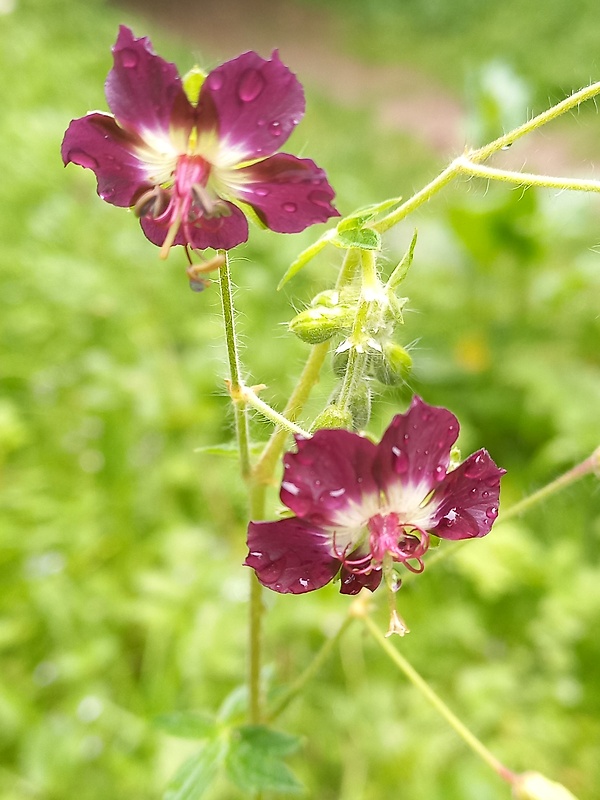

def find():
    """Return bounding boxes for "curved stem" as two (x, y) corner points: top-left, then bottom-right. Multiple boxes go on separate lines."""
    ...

(266, 614), (355, 723)
(237, 385), (311, 438)
(359, 612), (515, 783)
(457, 157), (600, 194)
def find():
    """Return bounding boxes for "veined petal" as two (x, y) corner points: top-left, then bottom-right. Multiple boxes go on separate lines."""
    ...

(281, 430), (380, 528)
(245, 518), (340, 594)
(140, 201), (249, 251)
(105, 25), (194, 146)
(430, 449), (505, 540)
(61, 113), (152, 207)
(373, 396), (460, 510)
(197, 50), (305, 163)
(230, 154), (339, 233)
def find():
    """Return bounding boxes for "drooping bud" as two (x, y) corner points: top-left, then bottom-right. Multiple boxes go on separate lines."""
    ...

(289, 305), (354, 344)
(370, 342), (412, 385)
(512, 772), (579, 800)
(311, 405), (353, 431)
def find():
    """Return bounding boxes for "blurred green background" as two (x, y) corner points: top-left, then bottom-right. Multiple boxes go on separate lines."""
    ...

(1, 0), (600, 797)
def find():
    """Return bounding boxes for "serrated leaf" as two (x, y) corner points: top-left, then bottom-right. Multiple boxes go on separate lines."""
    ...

(332, 227), (381, 251)
(163, 740), (226, 800)
(154, 711), (217, 740)
(277, 232), (334, 290)
(225, 725), (303, 794)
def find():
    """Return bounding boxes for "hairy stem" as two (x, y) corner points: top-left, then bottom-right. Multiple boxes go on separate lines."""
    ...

(360, 612), (515, 783)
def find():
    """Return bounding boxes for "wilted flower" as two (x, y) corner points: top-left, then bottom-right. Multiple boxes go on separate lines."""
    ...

(245, 396), (505, 594)
(61, 26), (338, 256)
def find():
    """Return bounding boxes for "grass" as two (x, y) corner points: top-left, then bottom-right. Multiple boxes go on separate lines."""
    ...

(1, 0), (599, 798)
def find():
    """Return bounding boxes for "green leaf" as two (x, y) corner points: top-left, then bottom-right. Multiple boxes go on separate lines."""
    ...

(386, 229), (418, 290)
(225, 725), (303, 794)
(163, 740), (226, 800)
(154, 711), (217, 740)
(332, 227), (381, 251)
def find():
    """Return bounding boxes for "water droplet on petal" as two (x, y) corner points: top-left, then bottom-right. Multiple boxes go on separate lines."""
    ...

(434, 465), (445, 482)
(269, 120), (282, 136)
(486, 506), (498, 519)
(283, 202), (297, 212)
(238, 68), (266, 102)
(254, 187), (269, 197)
(308, 189), (333, 208)
(67, 149), (98, 170)
(482, 490), (489, 498)
(391, 445), (409, 474)
(207, 71), (224, 91)
(120, 48), (139, 68)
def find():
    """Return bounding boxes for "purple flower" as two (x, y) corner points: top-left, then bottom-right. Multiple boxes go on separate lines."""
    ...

(61, 26), (339, 256)
(245, 396), (505, 595)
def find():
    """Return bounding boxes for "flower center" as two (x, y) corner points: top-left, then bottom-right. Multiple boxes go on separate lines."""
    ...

(367, 512), (429, 573)
(135, 155), (232, 258)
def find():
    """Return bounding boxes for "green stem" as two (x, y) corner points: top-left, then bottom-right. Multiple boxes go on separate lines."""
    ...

(254, 341), (330, 486)
(241, 387), (311, 438)
(266, 614), (355, 723)
(217, 252), (263, 724)
(497, 445), (600, 524)
(457, 157), (600, 194)
(218, 252), (251, 480)
(360, 613), (515, 783)
(373, 80), (600, 235)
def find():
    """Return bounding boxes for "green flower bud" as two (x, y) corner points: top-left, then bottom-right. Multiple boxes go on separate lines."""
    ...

(370, 342), (412, 385)
(311, 405), (353, 431)
(348, 380), (372, 430)
(310, 289), (340, 308)
(289, 305), (353, 344)
(512, 772), (579, 800)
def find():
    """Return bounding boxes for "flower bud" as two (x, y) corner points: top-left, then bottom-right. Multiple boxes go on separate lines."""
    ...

(512, 772), (579, 800)
(348, 380), (372, 430)
(311, 405), (353, 431)
(370, 342), (412, 385)
(289, 305), (353, 344)
(310, 289), (340, 308)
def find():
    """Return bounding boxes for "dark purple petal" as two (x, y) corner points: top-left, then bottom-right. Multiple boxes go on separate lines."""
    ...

(140, 201), (249, 250)
(280, 430), (379, 527)
(430, 449), (505, 540)
(61, 113), (152, 207)
(105, 25), (194, 141)
(197, 50), (305, 161)
(373, 396), (460, 499)
(245, 518), (340, 594)
(339, 565), (382, 595)
(234, 154), (339, 233)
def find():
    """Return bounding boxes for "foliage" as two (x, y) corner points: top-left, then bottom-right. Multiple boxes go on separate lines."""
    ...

(1, 0), (599, 799)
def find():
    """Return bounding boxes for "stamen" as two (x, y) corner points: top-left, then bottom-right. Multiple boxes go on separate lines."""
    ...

(160, 211), (183, 260)
(133, 187), (170, 219)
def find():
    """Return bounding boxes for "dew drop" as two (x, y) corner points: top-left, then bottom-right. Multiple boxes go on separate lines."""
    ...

(434, 465), (445, 482)
(283, 201), (297, 212)
(207, 71), (224, 91)
(238, 68), (266, 102)
(269, 120), (282, 136)
(482, 490), (489, 498)
(254, 187), (269, 197)
(391, 446), (409, 474)
(68, 149), (98, 170)
(308, 189), (333, 208)
(486, 506), (498, 519)
(120, 48), (139, 68)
